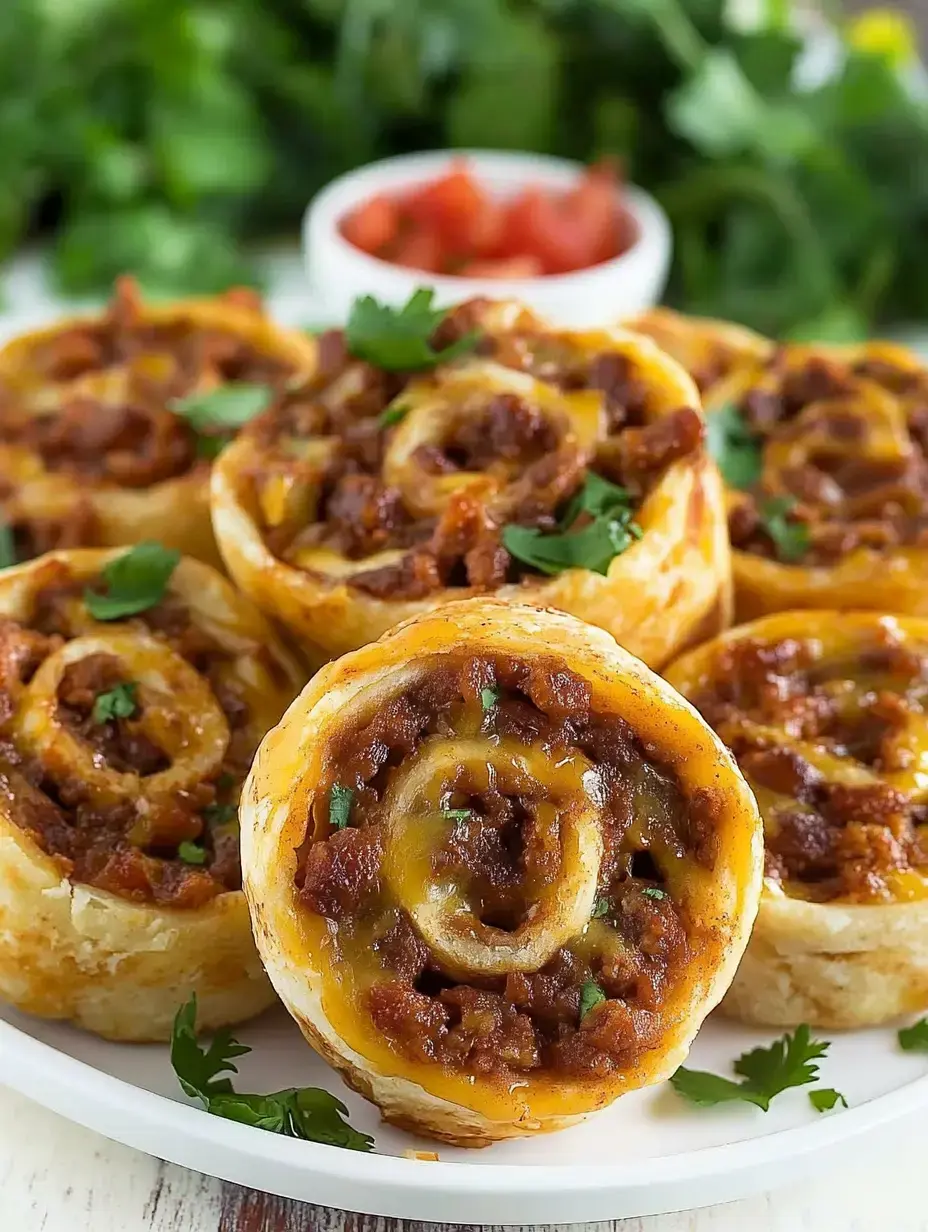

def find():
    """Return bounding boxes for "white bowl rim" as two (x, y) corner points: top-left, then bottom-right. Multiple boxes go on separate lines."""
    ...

(302, 148), (670, 294)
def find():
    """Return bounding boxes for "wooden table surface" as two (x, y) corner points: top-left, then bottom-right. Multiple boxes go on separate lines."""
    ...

(4, 1084), (927, 1231)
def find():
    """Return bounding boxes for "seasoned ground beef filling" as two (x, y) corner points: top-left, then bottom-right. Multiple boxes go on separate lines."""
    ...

(688, 625), (928, 903)
(723, 350), (928, 565)
(0, 566), (251, 907)
(0, 278), (300, 552)
(244, 301), (703, 600)
(294, 654), (718, 1083)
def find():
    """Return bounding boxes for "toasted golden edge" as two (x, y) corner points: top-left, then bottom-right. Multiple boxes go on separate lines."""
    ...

(212, 321), (732, 670)
(0, 300), (318, 569)
(665, 608), (928, 1028)
(622, 308), (772, 398)
(241, 599), (763, 1144)
(0, 549), (306, 1040)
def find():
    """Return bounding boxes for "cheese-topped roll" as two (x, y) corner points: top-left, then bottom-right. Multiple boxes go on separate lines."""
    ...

(0, 546), (304, 1040)
(702, 339), (928, 620)
(242, 600), (762, 1145)
(212, 297), (731, 669)
(667, 611), (928, 1028)
(0, 278), (316, 568)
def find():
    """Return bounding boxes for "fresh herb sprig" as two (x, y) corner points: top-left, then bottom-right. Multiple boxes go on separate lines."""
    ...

(84, 542), (180, 620)
(172, 383), (273, 433)
(503, 473), (642, 577)
(177, 841), (207, 865)
(759, 496), (810, 564)
(171, 996), (374, 1151)
(671, 1025), (836, 1112)
(92, 681), (139, 724)
(898, 1018), (928, 1051)
(346, 289), (479, 372)
(0, 523), (16, 571)
(329, 784), (354, 830)
(706, 402), (762, 490)
(579, 979), (606, 1020)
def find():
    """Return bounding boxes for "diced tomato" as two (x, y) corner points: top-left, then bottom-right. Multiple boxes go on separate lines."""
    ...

(389, 229), (444, 273)
(336, 159), (630, 278)
(404, 162), (489, 247)
(339, 194), (400, 255)
(499, 188), (594, 275)
(459, 256), (545, 279)
(565, 163), (622, 265)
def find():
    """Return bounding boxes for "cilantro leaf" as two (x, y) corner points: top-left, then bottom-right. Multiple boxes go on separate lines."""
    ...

(579, 979), (606, 1020)
(171, 996), (373, 1152)
(0, 523), (17, 570)
(641, 886), (668, 900)
(707, 402), (763, 490)
(346, 289), (479, 372)
(378, 403), (410, 428)
(898, 1018), (928, 1051)
(84, 542), (180, 620)
(92, 681), (138, 724)
(809, 1088), (847, 1113)
(503, 473), (642, 577)
(329, 784), (354, 830)
(441, 807), (472, 822)
(172, 383), (273, 432)
(671, 1024), (830, 1112)
(178, 841), (207, 865)
(203, 803), (238, 827)
(591, 897), (610, 918)
(480, 686), (499, 711)
(759, 496), (811, 564)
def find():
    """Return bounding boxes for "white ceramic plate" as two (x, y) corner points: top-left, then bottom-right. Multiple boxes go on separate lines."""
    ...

(1, 1002), (926, 1223)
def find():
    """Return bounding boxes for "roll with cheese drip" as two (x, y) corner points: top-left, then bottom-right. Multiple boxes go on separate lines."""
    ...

(242, 600), (762, 1145)
(0, 547), (304, 1040)
(212, 297), (732, 669)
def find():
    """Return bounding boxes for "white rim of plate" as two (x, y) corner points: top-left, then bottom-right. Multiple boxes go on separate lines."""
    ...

(2, 1013), (927, 1210)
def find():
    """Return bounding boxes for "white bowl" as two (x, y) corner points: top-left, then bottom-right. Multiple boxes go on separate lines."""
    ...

(302, 150), (672, 328)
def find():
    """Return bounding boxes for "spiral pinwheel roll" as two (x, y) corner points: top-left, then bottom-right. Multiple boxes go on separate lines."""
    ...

(213, 297), (731, 669)
(0, 546), (303, 1040)
(696, 336), (928, 619)
(624, 308), (771, 400)
(667, 611), (928, 1028)
(242, 600), (762, 1145)
(0, 278), (316, 568)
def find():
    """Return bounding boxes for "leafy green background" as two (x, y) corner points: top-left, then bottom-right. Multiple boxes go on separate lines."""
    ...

(4, 0), (927, 335)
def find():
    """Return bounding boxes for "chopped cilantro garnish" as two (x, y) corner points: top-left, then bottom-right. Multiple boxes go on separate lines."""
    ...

(503, 473), (641, 577)
(809, 1088), (847, 1113)
(92, 681), (138, 724)
(178, 841), (207, 865)
(329, 784), (354, 830)
(706, 402), (763, 490)
(172, 383), (273, 432)
(579, 979), (606, 1020)
(670, 1024), (830, 1111)
(171, 996), (373, 1151)
(759, 496), (811, 563)
(84, 542), (180, 620)
(346, 289), (479, 372)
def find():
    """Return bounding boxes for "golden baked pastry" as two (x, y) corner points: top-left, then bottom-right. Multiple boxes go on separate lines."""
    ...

(212, 296), (731, 669)
(0, 545), (303, 1041)
(0, 278), (316, 568)
(699, 338), (928, 620)
(624, 307), (771, 400)
(666, 610), (928, 1028)
(242, 600), (762, 1145)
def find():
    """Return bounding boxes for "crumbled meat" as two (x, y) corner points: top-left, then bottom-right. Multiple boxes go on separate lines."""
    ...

(296, 651), (709, 1082)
